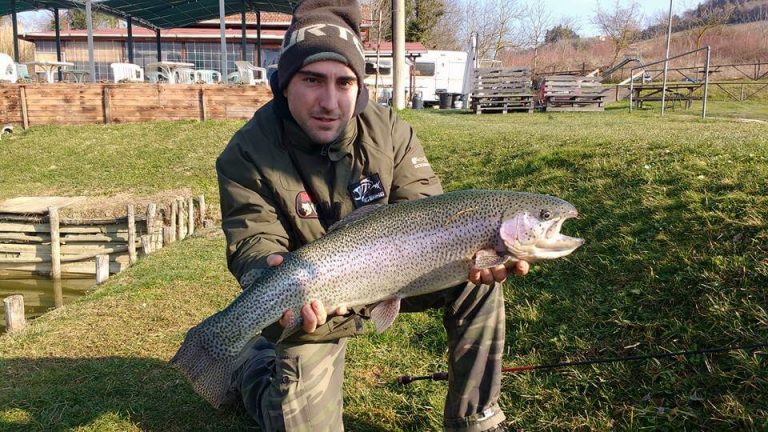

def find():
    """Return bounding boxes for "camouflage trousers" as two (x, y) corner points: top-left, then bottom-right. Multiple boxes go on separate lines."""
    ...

(234, 281), (506, 432)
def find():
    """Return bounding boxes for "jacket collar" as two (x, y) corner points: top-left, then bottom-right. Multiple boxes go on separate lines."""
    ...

(283, 117), (357, 162)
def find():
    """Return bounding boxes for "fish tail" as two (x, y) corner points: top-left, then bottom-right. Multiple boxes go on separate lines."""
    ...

(171, 323), (238, 408)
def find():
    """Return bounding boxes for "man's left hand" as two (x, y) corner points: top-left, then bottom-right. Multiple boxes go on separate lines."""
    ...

(469, 260), (529, 285)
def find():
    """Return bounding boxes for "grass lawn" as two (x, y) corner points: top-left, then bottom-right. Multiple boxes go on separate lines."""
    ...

(1, 102), (767, 431)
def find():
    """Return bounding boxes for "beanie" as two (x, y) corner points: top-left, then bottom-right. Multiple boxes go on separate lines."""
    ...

(275, 0), (369, 115)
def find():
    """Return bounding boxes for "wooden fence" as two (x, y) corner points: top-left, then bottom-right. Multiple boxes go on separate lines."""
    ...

(0, 83), (272, 127)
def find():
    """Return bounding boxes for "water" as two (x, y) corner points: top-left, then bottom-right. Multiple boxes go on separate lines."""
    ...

(0, 277), (95, 332)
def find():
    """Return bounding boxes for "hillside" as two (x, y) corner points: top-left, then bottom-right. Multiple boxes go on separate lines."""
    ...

(501, 21), (768, 81)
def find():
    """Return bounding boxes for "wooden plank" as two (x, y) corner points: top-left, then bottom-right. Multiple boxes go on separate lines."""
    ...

(0, 196), (85, 214)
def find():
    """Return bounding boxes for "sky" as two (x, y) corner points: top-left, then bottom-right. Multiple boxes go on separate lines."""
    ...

(15, 0), (698, 36)
(546, 0), (694, 37)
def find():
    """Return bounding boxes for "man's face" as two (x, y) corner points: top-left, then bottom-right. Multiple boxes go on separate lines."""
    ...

(284, 60), (359, 145)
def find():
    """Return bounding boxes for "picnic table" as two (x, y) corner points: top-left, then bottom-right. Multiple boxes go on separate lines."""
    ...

(65, 70), (90, 83)
(145, 61), (194, 84)
(26, 61), (74, 83)
(630, 82), (703, 109)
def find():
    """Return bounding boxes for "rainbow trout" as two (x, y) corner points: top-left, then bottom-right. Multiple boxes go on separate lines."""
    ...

(172, 190), (584, 407)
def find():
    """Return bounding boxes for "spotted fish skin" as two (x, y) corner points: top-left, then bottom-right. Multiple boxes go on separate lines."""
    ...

(171, 190), (584, 407)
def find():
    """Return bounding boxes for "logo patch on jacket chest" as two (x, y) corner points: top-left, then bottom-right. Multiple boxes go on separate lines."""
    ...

(348, 173), (386, 208)
(295, 191), (318, 218)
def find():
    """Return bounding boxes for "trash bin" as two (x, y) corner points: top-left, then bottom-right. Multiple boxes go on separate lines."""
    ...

(438, 91), (452, 109)
(411, 92), (423, 109)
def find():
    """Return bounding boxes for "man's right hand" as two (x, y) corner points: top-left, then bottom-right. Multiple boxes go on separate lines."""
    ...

(267, 254), (347, 334)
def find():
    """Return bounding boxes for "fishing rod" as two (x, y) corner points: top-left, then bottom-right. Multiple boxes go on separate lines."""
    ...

(397, 342), (768, 385)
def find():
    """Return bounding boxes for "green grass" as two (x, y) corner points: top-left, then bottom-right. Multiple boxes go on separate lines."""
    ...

(1, 103), (767, 430)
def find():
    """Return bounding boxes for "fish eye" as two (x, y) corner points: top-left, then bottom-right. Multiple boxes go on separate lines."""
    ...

(540, 210), (552, 220)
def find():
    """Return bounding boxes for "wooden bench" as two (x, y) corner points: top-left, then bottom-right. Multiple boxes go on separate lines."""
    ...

(539, 75), (607, 111)
(470, 67), (534, 114)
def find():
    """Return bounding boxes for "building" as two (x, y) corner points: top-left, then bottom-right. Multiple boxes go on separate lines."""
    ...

(18, 10), (430, 85)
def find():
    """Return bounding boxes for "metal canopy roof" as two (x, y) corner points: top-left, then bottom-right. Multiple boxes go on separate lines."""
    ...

(1, 1), (297, 30)
(0, 0), (84, 16)
(96, 0), (297, 29)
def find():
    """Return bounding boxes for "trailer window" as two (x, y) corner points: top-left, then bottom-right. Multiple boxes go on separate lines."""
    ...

(414, 62), (435, 77)
(365, 61), (391, 76)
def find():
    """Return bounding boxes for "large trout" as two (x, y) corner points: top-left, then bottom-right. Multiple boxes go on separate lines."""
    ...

(172, 190), (584, 407)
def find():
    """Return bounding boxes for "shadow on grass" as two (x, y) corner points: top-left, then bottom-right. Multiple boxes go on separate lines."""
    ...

(0, 356), (413, 432)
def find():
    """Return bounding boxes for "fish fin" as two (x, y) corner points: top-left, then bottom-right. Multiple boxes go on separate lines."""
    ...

(328, 204), (385, 232)
(171, 322), (241, 409)
(277, 309), (302, 343)
(473, 249), (508, 269)
(369, 297), (401, 333)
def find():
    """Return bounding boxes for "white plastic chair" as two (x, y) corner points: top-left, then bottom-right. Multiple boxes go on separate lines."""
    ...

(234, 61), (267, 85)
(174, 67), (196, 84)
(146, 71), (168, 83)
(0, 53), (18, 83)
(194, 69), (222, 84)
(15, 63), (30, 81)
(110, 63), (144, 82)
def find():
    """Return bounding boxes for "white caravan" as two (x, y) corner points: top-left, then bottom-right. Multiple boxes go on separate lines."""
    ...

(364, 50), (468, 107)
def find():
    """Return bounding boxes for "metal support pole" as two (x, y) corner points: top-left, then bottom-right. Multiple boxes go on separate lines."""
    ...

(156, 29), (162, 61)
(219, 0), (228, 80)
(86, 0), (96, 82)
(54, 8), (63, 81)
(392, 0), (406, 109)
(629, 71), (634, 113)
(660, 0), (673, 115)
(256, 11), (262, 67)
(702, 46), (710, 119)
(11, 0), (20, 62)
(241, 0), (247, 61)
(127, 16), (134, 63)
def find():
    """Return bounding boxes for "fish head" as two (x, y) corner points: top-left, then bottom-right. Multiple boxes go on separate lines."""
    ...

(499, 195), (584, 262)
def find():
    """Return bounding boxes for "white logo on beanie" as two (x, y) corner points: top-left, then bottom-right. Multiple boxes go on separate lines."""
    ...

(282, 23), (365, 60)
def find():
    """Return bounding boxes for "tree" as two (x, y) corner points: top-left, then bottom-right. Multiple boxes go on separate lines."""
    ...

(405, 0), (445, 46)
(463, 0), (522, 61)
(544, 24), (579, 44)
(518, 1), (553, 75)
(49, 8), (120, 31)
(593, 0), (643, 67)
(686, 2), (735, 49)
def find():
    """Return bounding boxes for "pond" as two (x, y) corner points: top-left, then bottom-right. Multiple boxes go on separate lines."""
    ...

(0, 277), (94, 332)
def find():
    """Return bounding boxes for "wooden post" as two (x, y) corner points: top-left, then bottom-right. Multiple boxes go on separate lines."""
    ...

(4, 295), (26, 333)
(199, 88), (207, 121)
(48, 207), (61, 280)
(53, 278), (63, 308)
(169, 201), (177, 243)
(19, 86), (29, 130)
(198, 194), (206, 227)
(177, 198), (185, 240)
(127, 204), (137, 264)
(103, 86), (111, 125)
(188, 197), (195, 235)
(141, 234), (152, 255)
(162, 226), (172, 245)
(95, 254), (110, 284)
(146, 203), (158, 250)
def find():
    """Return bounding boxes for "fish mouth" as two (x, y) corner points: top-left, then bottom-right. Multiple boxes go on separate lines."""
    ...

(538, 211), (584, 257)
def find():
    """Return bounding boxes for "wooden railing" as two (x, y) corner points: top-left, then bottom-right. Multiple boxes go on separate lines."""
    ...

(0, 83), (273, 128)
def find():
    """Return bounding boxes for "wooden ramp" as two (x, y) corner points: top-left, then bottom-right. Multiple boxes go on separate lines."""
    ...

(470, 68), (534, 114)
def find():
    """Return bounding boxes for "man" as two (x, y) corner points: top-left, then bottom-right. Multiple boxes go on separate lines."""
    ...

(216, 0), (528, 430)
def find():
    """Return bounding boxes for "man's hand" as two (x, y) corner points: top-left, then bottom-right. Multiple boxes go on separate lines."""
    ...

(468, 260), (529, 285)
(267, 254), (348, 334)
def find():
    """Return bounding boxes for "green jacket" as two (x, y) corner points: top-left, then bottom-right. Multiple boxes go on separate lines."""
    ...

(216, 100), (443, 341)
